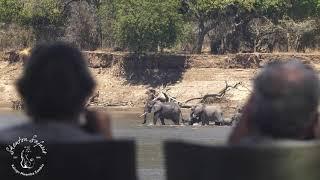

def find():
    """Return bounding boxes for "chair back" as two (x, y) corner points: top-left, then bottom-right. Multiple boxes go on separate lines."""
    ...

(165, 140), (320, 180)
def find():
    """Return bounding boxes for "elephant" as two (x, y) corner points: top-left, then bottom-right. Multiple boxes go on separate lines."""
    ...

(142, 89), (169, 124)
(189, 104), (224, 125)
(142, 100), (183, 125)
(142, 100), (154, 124)
(230, 108), (242, 125)
(217, 107), (243, 126)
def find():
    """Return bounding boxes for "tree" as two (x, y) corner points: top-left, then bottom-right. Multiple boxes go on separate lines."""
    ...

(289, 0), (320, 19)
(64, 1), (100, 50)
(114, 0), (183, 53)
(98, 0), (117, 48)
(181, 0), (255, 54)
(18, 0), (66, 41)
(1, 0), (103, 47)
(0, 0), (67, 42)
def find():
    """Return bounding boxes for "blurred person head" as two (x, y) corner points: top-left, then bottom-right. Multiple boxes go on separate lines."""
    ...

(229, 60), (320, 143)
(16, 42), (95, 121)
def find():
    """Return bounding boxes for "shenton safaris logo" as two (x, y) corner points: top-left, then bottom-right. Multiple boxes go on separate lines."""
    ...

(6, 135), (47, 176)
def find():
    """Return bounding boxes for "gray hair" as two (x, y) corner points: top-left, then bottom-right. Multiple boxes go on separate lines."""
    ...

(250, 60), (320, 139)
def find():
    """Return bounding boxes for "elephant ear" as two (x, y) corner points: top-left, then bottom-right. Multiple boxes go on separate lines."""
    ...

(151, 103), (162, 112)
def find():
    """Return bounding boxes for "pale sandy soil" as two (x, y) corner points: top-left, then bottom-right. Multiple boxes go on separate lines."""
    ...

(1, 51), (320, 117)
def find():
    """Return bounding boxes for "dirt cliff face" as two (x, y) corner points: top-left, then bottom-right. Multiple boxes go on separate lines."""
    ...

(1, 51), (320, 116)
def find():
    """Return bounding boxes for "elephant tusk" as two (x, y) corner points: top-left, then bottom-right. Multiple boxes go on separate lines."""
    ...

(139, 112), (147, 117)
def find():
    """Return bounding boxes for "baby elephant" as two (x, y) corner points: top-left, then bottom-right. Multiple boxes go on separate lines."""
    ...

(190, 104), (224, 125)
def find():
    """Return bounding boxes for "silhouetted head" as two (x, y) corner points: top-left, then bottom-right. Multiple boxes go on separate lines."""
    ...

(16, 42), (95, 121)
(249, 60), (320, 139)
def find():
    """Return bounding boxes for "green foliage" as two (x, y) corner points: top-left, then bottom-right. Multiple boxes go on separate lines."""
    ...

(289, 0), (320, 19)
(0, 0), (65, 26)
(253, 0), (288, 22)
(98, 0), (117, 47)
(187, 0), (254, 17)
(114, 0), (183, 53)
(254, 0), (320, 20)
(19, 0), (64, 26)
(0, 0), (23, 23)
(1, 0), (320, 52)
(185, 0), (320, 21)
(176, 22), (194, 47)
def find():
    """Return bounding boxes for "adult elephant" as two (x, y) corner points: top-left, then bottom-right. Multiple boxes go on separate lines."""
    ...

(142, 100), (183, 125)
(141, 89), (169, 124)
(189, 104), (224, 125)
(142, 100), (154, 124)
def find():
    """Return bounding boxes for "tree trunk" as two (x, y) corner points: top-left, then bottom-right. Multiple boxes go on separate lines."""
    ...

(193, 21), (206, 54)
(221, 36), (226, 54)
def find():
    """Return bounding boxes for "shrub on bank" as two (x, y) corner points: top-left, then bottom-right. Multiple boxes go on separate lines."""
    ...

(0, 23), (34, 51)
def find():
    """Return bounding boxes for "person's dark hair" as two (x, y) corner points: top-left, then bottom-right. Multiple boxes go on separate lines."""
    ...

(16, 42), (95, 120)
(250, 60), (320, 139)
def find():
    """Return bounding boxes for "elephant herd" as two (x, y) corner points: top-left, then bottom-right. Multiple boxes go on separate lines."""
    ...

(142, 100), (241, 126)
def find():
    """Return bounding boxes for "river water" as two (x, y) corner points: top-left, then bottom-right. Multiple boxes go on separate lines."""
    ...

(0, 108), (232, 180)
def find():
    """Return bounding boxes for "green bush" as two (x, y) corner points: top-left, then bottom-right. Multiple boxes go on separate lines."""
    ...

(114, 0), (183, 53)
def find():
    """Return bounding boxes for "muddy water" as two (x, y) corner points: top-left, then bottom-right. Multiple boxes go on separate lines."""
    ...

(0, 108), (232, 180)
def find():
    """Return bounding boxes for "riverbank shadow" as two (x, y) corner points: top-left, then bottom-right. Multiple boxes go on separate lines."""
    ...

(121, 54), (188, 87)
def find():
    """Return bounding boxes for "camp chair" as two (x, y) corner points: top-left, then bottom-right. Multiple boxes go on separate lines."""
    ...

(0, 140), (136, 180)
(165, 140), (320, 180)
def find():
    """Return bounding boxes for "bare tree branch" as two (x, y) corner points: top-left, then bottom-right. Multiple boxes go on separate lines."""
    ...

(184, 81), (242, 104)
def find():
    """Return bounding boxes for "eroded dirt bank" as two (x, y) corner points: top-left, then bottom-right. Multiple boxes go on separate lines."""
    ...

(1, 51), (320, 116)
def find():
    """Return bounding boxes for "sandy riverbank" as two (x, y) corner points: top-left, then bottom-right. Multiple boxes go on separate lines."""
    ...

(1, 51), (320, 117)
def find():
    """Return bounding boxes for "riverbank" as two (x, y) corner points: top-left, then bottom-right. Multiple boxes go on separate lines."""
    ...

(1, 51), (320, 117)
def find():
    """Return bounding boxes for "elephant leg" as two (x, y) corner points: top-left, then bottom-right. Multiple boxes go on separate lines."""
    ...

(175, 115), (180, 125)
(213, 112), (223, 125)
(205, 117), (210, 125)
(142, 114), (147, 124)
(200, 115), (205, 125)
(216, 112), (223, 123)
(160, 117), (165, 125)
(172, 117), (179, 125)
(153, 113), (159, 125)
(201, 113), (208, 126)
(201, 120), (206, 126)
